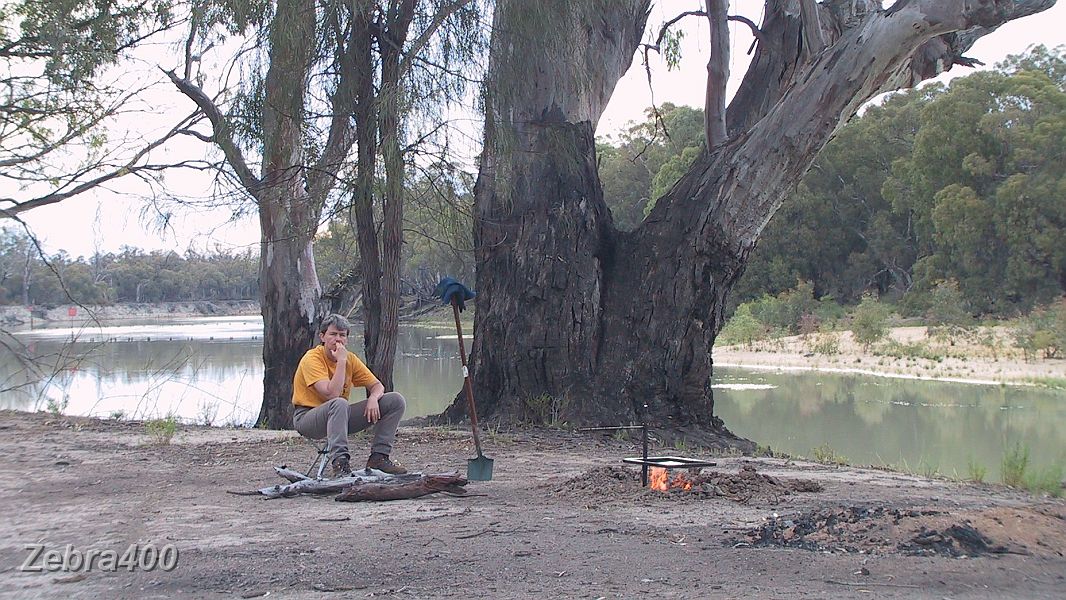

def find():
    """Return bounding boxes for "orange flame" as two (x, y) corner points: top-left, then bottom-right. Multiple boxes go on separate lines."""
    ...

(649, 467), (694, 492)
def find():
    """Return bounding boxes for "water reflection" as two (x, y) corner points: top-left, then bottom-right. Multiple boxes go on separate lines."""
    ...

(2, 317), (463, 425)
(713, 367), (1066, 482)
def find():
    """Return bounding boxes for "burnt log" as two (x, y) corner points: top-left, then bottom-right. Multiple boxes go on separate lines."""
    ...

(336, 472), (469, 502)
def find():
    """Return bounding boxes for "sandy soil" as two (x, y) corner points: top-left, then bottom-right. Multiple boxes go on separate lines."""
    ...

(1, 410), (1064, 599)
(713, 326), (1066, 386)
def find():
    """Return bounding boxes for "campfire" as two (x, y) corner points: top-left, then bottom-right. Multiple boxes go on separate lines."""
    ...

(649, 466), (694, 492)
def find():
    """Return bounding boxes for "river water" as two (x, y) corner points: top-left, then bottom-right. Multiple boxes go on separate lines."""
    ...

(3, 316), (1063, 481)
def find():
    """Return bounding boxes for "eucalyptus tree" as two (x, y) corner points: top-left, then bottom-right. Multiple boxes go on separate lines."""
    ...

(447, 0), (1057, 443)
(167, 0), (484, 427)
(885, 47), (1066, 313)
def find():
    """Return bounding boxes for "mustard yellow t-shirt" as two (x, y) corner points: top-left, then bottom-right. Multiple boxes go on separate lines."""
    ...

(292, 346), (379, 408)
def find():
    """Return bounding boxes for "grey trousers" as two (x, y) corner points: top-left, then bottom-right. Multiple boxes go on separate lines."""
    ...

(293, 392), (406, 462)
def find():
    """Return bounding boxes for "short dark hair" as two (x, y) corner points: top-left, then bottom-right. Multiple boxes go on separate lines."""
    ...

(319, 314), (351, 334)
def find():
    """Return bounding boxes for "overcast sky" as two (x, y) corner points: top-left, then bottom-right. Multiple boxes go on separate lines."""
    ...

(14, 1), (1066, 259)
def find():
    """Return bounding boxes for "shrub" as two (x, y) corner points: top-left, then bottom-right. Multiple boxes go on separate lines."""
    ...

(1001, 443), (1029, 488)
(747, 281), (820, 334)
(1024, 464), (1064, 498)
(522, 393), (569, 428)
(809, 332), (840, 355)
(1013, 300), (1066, 360)
(875, 340), (942, 361)
(718, 303), (766, 346)
(811, 442), (848, 465)
(146, 415), (178, 445)
(850, 295), (891, 350)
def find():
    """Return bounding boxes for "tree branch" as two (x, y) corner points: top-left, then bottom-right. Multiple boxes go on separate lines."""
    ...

(0, 112), (203, 217)
(705, 0), (729, 149)
(163, 68), (262, 196)
(397, 0), (475, 79)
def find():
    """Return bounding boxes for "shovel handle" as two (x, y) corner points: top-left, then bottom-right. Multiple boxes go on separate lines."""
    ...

(452, 299), (484, 455)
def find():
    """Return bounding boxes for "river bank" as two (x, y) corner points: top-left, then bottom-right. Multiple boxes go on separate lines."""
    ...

(0, 409), (1063, 599)
(713, 326), (1066, 388)
(0, 301), (260, 328)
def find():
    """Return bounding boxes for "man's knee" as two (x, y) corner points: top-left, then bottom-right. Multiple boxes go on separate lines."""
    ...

(324, 397), (349, 412)
(381, 391), (406, 415)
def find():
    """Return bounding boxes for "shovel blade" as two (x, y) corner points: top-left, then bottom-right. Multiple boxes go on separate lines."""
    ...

(467, 456), (494, 481)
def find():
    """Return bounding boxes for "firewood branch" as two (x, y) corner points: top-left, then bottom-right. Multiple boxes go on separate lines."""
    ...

(163, 68), (261, 197)
(244, 466), (471, 501)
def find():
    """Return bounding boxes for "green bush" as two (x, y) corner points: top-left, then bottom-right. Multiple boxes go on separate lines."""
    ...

(718, 304), (766, 346)
(811, 442), (848, 465)
(1001, 442), (1030, 488)
(146, 415), (178, 445)
(522, 393), (569, 428)
(1013, 300), (1066, 360)
(966, 456), (987, 483)
(850, 295), (891, 349)
(1024, 464), (1064, 497)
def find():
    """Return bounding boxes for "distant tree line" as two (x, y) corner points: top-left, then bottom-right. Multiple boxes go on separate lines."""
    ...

(0, 169), (473, 308)
(599, 46), (1066, 319)
(0, 237), (260, 306)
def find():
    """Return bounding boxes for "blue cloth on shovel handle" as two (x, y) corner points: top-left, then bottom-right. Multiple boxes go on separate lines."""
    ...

(435, 277), (476, 312)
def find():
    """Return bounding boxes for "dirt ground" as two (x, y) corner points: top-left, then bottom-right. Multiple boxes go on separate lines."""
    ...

(1, 410), (1064, 599)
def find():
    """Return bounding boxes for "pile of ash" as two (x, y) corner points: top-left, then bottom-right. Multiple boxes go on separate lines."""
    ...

(739, 505), (1016, 557)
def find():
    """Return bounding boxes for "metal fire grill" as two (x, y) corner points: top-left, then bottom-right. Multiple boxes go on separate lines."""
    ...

(578, 403), (716, 487)
(623, 456), (718, 469)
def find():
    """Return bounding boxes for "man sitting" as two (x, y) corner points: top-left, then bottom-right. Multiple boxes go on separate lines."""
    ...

(292, 314), (407, 477)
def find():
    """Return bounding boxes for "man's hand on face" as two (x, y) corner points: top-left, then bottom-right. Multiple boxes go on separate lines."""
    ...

(364, 397), (381, 423)
(321, 325), (350, 363)
(330, 342), (347, 363)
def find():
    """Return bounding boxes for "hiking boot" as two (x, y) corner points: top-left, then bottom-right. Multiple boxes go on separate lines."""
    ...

(366, 452), (407, 475)
(331, 455), (354, 478)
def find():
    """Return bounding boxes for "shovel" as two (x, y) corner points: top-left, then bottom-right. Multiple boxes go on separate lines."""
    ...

(450, 296), (494, 481)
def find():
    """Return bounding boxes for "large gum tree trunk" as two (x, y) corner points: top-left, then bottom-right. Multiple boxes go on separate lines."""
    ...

(255, 0), (320, 429)
(443, 0), (1055, 445)
(440, 0), (653, 427)
(257, 202), (320, 429)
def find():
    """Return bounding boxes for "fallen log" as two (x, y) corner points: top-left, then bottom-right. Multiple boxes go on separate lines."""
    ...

(256, 468), (423, 499)
(275, 466), (311, 483)
(336, 472), (469, 502)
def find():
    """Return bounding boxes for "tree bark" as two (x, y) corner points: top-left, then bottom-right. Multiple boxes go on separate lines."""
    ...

(255, 0), (320, 430)
(443, 0), (1056, 444)
(373, 0), (417, 391)
(440, 0), (652, 426)
(350, 4), (384, 382)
